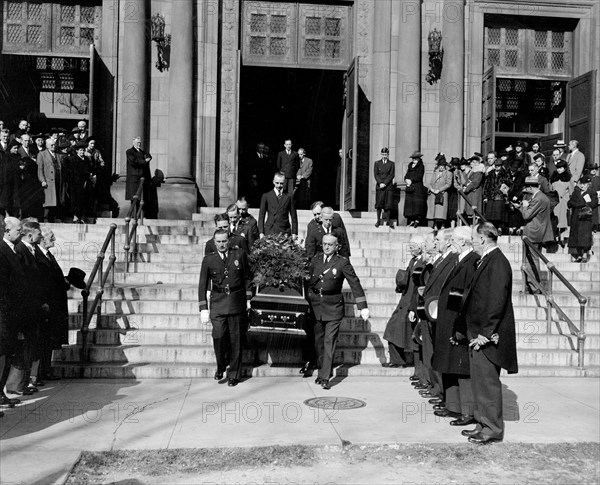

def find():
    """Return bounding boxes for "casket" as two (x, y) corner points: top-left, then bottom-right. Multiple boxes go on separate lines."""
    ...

(250, 285), (310, 333)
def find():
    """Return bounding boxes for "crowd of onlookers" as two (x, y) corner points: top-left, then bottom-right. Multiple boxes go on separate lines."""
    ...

(394, 140), (599, 263)
(0, 119), (119, 225)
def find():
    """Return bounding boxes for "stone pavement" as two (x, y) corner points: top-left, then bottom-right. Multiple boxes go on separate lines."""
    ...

(0, 376), (598, 484)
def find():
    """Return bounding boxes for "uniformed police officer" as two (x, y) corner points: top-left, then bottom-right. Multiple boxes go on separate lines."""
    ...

(307, 233), (370, 390)
(199, 229), (253, 387)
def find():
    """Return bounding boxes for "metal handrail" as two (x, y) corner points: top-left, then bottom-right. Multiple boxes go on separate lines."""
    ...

(456, 189), (488, 226)
(80, 223), (118, 374)
(124, 177), (145, 272)
(522, 236), (587, 369)
(79, 178), (145, 371)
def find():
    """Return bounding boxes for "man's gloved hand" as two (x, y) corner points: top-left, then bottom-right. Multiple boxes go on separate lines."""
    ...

(200, 309), (210, 324)
(360, 308), (370, 321)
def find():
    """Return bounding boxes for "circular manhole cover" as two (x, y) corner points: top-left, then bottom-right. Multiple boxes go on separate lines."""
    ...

(303, 397), (366, 410)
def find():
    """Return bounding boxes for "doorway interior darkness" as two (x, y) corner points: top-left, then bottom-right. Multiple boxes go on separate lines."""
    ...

(239, 65), (344, 208)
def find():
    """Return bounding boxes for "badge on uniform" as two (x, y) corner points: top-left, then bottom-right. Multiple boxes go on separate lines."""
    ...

(234, 260), (239, 267)
(332, 268), (337, 276)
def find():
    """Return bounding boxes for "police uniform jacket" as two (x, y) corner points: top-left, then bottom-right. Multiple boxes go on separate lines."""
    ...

(307, 253), (367, 322)
(198, 248), (252, 317)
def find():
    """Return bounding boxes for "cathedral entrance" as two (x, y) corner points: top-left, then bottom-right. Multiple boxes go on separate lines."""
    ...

(238, 65), (344, 209)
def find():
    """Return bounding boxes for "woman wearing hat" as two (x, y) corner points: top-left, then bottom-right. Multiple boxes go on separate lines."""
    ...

(69, 141), (96, 223)
(404, 151), (427, 227)
(550, 160), (572, 245)
(426, 153), (452, 229)
(483, 157), (511, 231)
(567, 176), (597, 262)
(0, 139), (21, 217)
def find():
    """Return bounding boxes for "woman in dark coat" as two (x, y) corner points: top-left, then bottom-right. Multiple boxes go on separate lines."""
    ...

(567, 176), (598, 262)
(374, 147), (396, 227)
(15, 144), (44, 220)
(383, 236), (427, 367)
(483, 159), (511, 231)
(69, 142), (95, 223)
(404, 151), (427, 227)
(0, 140), (20, 216)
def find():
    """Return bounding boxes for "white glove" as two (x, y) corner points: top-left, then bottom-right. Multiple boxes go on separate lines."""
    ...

(247, 300), (252, 311)
(408, 311), (416, 322)
(360, 308), (370, 321)
(200, 310), (210, 324)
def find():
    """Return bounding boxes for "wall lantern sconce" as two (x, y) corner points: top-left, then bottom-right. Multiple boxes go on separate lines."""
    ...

(150, 13), (171, 72)
(426, 28), (443, 85)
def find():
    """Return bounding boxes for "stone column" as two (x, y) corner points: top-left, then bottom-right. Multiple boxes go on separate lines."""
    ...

(395, 1), (421, 166)
(369, 0), (392, 211)
(438, 0), (465, 157)
(119, 0), (148, 166)
(167, 0), (193, 178)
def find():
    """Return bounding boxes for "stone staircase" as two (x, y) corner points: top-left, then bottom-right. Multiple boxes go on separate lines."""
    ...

(48, 209), (600, 378)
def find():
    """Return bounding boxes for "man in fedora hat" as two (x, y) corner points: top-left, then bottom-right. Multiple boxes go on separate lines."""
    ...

(518, 176), (554, 293)
(374, 147), (395, 228)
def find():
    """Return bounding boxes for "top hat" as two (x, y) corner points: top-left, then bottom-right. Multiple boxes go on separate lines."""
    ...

(395, 269), (409, 293)
(67, 267), (87, 289)
(409, 151), (423, 159)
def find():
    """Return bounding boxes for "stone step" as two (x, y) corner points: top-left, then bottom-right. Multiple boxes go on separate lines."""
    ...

(68, 326), (600, 351)
(50, 360), (600, 379)
(67, 311), (599, 334)
(66, 284), (600, 308)
(57, 341), (600, 367)
(65, 298), (600, 322)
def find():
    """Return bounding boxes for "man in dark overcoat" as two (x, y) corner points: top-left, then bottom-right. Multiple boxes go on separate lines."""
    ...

(305, 207), (350, 259)
(461, 222), (518, 444)
(374, 147), (395, 228)
(125, 136), (156, 217)
(432, 226), (479, 426)
(198, 229), (253, 387)
(257, 172), (298, 237)
(276, 139), (300, 195)
(307, 234), (369, 390)
(420, 230), (458, 406)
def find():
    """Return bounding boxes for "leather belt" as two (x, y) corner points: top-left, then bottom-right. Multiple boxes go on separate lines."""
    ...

(311, 288), (341, 296)
(212, 285), (243, 294)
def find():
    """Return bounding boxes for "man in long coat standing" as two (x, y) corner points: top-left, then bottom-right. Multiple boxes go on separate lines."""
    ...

(461, 222), (518, 444)
(374, 147), (395, 228)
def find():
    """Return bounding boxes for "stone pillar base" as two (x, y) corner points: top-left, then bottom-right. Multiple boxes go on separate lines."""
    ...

(111, 178), (198, 220)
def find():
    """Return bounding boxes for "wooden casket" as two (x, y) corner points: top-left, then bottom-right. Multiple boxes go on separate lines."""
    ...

(249, 285), (310, 333)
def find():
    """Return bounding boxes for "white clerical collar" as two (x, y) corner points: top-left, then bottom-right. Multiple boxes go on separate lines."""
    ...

(458, 248), (473, 262)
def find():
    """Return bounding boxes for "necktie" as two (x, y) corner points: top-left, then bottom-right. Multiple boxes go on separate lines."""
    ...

(277, 191), (282, 200)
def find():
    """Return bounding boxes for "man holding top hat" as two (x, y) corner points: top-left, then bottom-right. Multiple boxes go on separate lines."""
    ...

(374, 147), (395, 228)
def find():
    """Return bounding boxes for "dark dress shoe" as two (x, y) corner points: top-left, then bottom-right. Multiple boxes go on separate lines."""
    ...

(375, 221), (380, 228)
(432, 404), (446, 411)
(7, 389), (33, 396)
(420, 392), (437, 398)
(0, 395), (19, 407)
(428, 398), (443, 405)
(468, 433), (503, 445)
(27, 385), (39, 393)
(214, 371), (224, 380)
(388, 222), (395, 229)
(30, 379), (44, 386)
(409, 375), (420, 381)
(461, 427), (481, 437)
(227, 378), (239, 387)
(382, 362), (401, 368)
(414, 384), (429, 390)
(299, 362), (314, 375)
(434, 409), (461, 418)
(450, 415), (477, 427)
(321, 380), (331, 390)
(315, 377), (323, 385)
